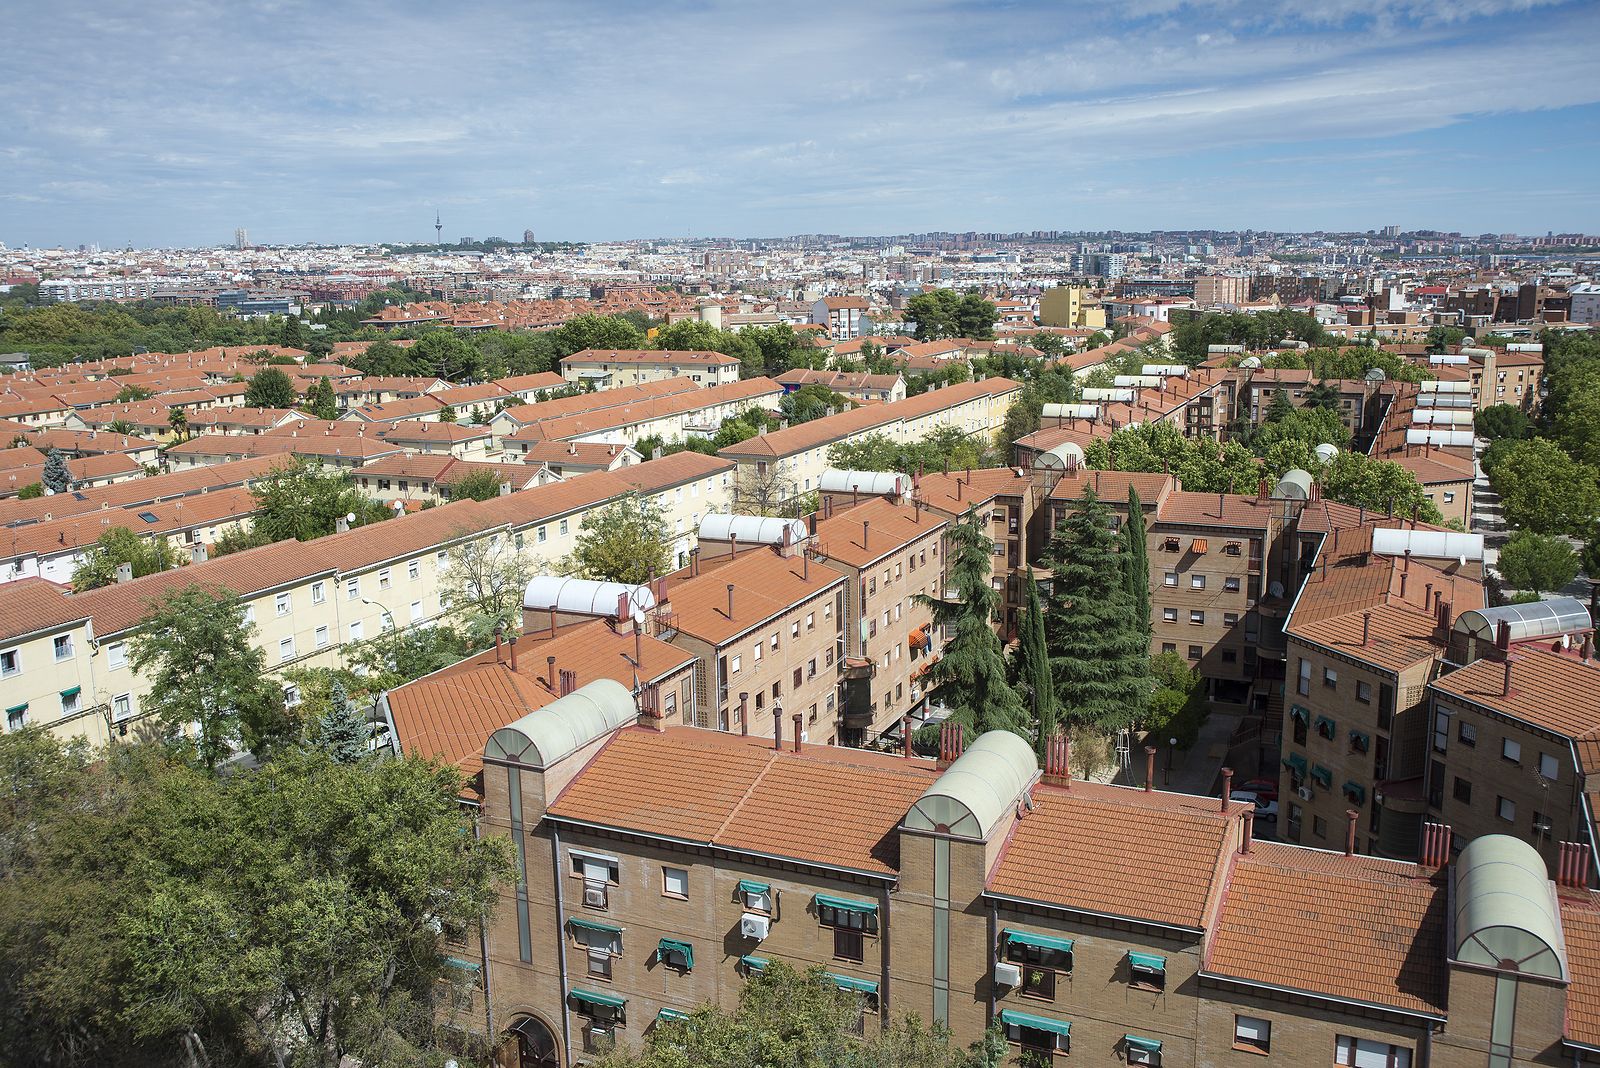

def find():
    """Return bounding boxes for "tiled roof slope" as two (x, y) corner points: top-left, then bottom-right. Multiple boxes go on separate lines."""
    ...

(1561, 897), (1600, 1047)
(1431, 647), (1600, 739)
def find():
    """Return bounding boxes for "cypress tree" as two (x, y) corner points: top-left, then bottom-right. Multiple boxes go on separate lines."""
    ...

(313, 679), (369, 764)
(1043, 487), (1150, 733)
(42, 448), (72, 494)
(1121, 485), (1152, 642)
(303, 375), (338, 420)
(1010, 570), (1057, 759)
(915, 508), (1028, 739)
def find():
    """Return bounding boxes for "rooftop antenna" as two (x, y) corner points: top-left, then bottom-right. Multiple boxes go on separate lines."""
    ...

(434, 211), (442, 246)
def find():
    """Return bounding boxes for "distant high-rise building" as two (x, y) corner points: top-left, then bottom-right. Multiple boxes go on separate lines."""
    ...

(523, 229), (536, 244)
(234, 228), (248, 250)
(435, 212), (443, 245)
(1382, 225), (1401, 238)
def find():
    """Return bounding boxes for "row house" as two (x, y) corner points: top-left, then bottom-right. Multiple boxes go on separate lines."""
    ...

(0, 452), (145, 499)
(488, 379), (698, 442)
(559, 350), (742, 391)
(354, 455), (552, 505)
(0, 454), (288, 529)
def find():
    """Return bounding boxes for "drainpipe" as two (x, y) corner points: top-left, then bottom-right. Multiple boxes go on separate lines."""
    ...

(880, 882), (892, 1035)
(475, 805), (496, 1040)
(986, 900), (998, 1026)
(550, 823), (573, 1066)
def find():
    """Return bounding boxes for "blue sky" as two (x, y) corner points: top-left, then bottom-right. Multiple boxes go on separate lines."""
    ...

(5, 0), (1600, 248)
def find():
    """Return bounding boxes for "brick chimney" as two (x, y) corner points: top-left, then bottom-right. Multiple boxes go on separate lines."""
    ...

(1144, 746), (1157, 792)
(1557, 841), (1591, 890)
(1220, 767), (1233, 811)
(1345, 809), (1359, 856)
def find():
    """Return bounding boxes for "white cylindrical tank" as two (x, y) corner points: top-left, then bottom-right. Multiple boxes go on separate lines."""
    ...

(698, 513), (808, 545)
(697, 303), (723, 330)
(1274, 469), (1314, 500)
(1041, 403), (1100, 421)
(523, 576), (656, 621)
(819, 469), (903, 496)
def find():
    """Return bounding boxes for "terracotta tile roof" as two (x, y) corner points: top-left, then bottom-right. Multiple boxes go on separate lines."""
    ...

(520, 440), (633, 466)
(609, 450), (734, 493)
(774, 369), (902, 391)
(526, 378), (781, 442)
(548, 726), (937, 874)
(1561, 897), (1600, 1047)
(496, 379), (696, 430)
(343, 395), (446, 422)
(1050, 469), (1177, 507)
(0, 485), (260, 560)
(812, 498), (948, 568)
(988, 781), (1243, 929)
(1431, 648), (1600, 740)
(387, 662), (559, 794)
(377, 420), (493, 444)
(1207, 842), (1447, 1016)
(0, 577), (88, 640)
(915, 468), (1033, 517)
(661, 548), (845, 645)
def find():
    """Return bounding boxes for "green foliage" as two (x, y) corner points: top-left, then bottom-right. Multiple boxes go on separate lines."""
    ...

(16, 481), (43, 500)
(1042, 488), (1150, 732)
(781, 383), (850, 425)
(1146, 651), (1208, 748)
(1488, 437), (1600, 536)
(1170, 310), (1326, 363)
(71, 527), (181, 591)
(0, 730), (512, 1068)
(904, 290), (998, 341)
(279, 314), (304, 348)
(653, 319), (759, 373)
(827, 426), (987, 478)
(339, 623), (475, 691)
(1426, 326), (1467, 353)
(1497, 530), (1580, 595)
(42, 447), (72, 493)
(449, 466), (505, 502)
(114, 383), (154, 402)
(1318, 452), (1444, 525)
(211, 525), (274, 557)
(741, 323), (821, 379)
(128, 584), (289, 768)
(166, 406), (189, 439)
(350, 338), (416, 376)
(1084, 423), (1261, 494)
(249, 458), (381, 543)
(0, 301), (285, 368)
(440, 533), (537, 644)
(310, 679), (368, 763)
(1476, 403), (1531, 443)
(1122, 487), (1152, 639)
(243, 365), (297, 408)
(301, 374), (338, 420)
(915, 510), (1028, 739)
(549, 313), (647, 358)
(569, 494), (673, 584)
(1010, 572), (1057, 758)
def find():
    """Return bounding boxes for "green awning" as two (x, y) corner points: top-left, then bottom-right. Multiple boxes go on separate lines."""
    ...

(1283, 753), (1307, 774)
(1314, 714), (1335, 732)
(1349, 729), (1370, 748)
(1310, 764), (1333, 788)
(1124, 1035), (1162, 1053)
(59, 686), (80, 698)
(5, 703), (26, 715)
(657, 1007), (689, 1022)
(737, 879), (771, 895)
(828, 973), (879, 995)
(1000, 1010), (1071, 1037)
(658, 938), (694, 969)
(1289, 704), (1309, 723)
(1003, 929), (1075, 954)
(568, 916), (621, 935)
(571, 988), (626, 1009)
(740, 955), (768, 973)
(1128, 952), (1166, 972)
(1343, 781), (1367, 804)
(815, 893), (877, 914)
(445, 955), (481, 974)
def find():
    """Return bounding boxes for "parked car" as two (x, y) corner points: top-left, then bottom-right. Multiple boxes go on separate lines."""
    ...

(1231, 790), (1279, 821)
(1236, 778), (1278, 803)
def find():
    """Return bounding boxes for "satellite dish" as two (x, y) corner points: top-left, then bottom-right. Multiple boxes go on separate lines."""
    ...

(1314, 443), (1338, 463)
(1365, 367), (1387, 382)
(345, 512), (356, 524)
(1269, 580), (1285, 598)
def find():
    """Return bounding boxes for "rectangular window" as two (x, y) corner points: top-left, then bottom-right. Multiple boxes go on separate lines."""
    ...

(662, 866), (688, 899)
(1454, 777), (1472, 804)
(1190, 574), (1206, 589)
(349, 620), (363, 642)
(112, 693), (132, 722)
(1162, 608), (1177, 622)
(1540, 753), (1559, 780)
(1163, 572), (1178, 587)
(1224, 576), (1241, 592)
(1356, 681), (1372, 704)
(1234, 1015), (1271, 1055)
(1498, 796), (1516, 822)
(537, 526), (548, 543)
(276, 592), (291, 616)
(1502, 738), (1521, 764)
(107, 642), (127, 670)
(560, 519), (569, 535)
(1189, 611), (1204, 625)
(731, 655), (741, 674)
(1335, 1035), (1411, 1068)
(753, 642), (762, 662)
(315, 625), (330, 648)
(1298, 658), (1311, 696)
(278, 636), (295, 662)
(1223, 612), (1239, 626)
(0, 648), (17, 677)
(437, 550), (448, 568)
(1188, 645), (1203, 660)
(409, 600), (423, 624)
(1433, 709), (1450, 754)
(1458, 721), (1477, 746)
(345, 578), (359, 601)
(1323, 667), (1338, 689)
(1128, 953), (1165, 991)
(378, 568), (392, 590)
(408, 560), (420, 580)
(311, 581), (326, 604)
(60, 689), (81, 717)
(834, 928), (865, 963)
(53, 635), (73, 661)
(1161, 642), (1176, 654)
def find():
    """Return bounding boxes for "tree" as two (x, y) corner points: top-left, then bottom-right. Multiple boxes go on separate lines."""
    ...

(0, 734), (511, 1068)
(413, 329), (480, 381)
(1042, 488), (1150, 733)
(339, 623), (473, 689)
(15, 481), (42, 500)
(166, 405), (189, 440)
(1319, 452), (1444, 525)
(915, 509), (1028, 740)
(653, 319), (759, 371)
(302, 374), (338, 420)
(1497, 531), (1579, 595)
(1476, 403), (1531, 443)
(243, 366), (297, 408)
(1488, 438), (1600, 537)
(212, 525), (274, 556)
(441, 531), (538, 643)
(352, 338), (418, 376)
(129, 584), (289, 768)
(1147, 651), (1208, 748)
(569, 494), (673, 584)
(548, 313), (646, 358)
(311, 679), (368, 763)
(114, 383), (154, 402)
(438, 403), (458, 423)
(42, 447), (71, 493)
(249, 458), (375, 542)
(279, 314), (304, 348)
(1010, 572), (1057, 758)
(449, 466), (505, 502)
(71, 526), (181, 591)
(954, 292), (999, 340)
(1122, 486), (1152, 640)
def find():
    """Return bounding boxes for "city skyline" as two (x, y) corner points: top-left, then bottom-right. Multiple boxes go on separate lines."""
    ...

(5, 0), (1600, 247)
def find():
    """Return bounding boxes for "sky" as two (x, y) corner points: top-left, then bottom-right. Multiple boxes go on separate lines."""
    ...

(5, 0), (1600, 248)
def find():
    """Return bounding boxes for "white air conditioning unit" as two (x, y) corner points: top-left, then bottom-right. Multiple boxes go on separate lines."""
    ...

(583, 885), (608, 908)
(740, 913), (770, 941)
(1297, 786), (1314, 801)
(994, 961), (1022, 987)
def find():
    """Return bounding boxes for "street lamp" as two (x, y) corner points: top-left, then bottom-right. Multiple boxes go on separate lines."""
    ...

(1165, 736), (1177, 786)
(360, 597), (395, 632)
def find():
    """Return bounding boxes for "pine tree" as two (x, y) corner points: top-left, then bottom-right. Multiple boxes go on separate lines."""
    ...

(42, 448), (72, 494)
(1121, 485), (1152, 641)
(280, 314), (304, 349)
(914, 508), (1028, 739)
(313, 679), (368, 764)
(303, 375), (338, 420)
(1043, 487), (1150, 733)
(1010, 570), (1057, 759)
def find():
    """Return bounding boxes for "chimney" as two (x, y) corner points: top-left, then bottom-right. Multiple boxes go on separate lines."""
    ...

(1424, 582), (1433, 610)
(1144, 746), (1156, 792)
(493, 624), (504, 664)
(499, 481), (511, 496)
(335, 516), (349, 533)
(689, 548), (699, 577)
(1559, 841), (1591, 889)
(861, 520), (869, 550)
(739, 694), (749, 735)
(1502, 656), (1515, 698)
(726, 583), (735, 619)
(730, 532), (739, 559)
(852, 487), (860, 510)
(1399, 571), (1408, 599)
(190, 544), (208, 564)
(115, 561), (134, 584)
(792, 713), (803, 753)
(559, 669), (576, 696)
(1241, 809), (1254, 854)
(545, 655), (557, 692)
(1220, 767), (1233, 810)
(1496, 618), (1510, 652)
(1345, 809), (1359, 857)
(824, 495), (833, 519)
(772, 710), (782, 751)
(549, 606), (558, 638)
(902, 716), (912, 759)
(508, 633), (518, 672)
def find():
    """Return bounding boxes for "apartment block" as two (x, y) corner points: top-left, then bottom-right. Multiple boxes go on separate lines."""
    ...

(559, 350), (741, 390)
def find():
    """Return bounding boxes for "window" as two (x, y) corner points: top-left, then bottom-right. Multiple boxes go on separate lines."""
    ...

(0, 649), (18, 678)
(349, 620), (363, 642)
(771, 633), (780, 651)
(1315, 716), (1336, 741)
(1162, 608), (1178, 623)
(1540, 753), (1559, 781)
(408, 560), (420, 580)
(1335, 1035), (1411, 1068)
(572, 853), (621, 883)
(560, 519), (569, 535)
(60, 688), (81, 717)
(753, 642), (762, 663)
(806, 612), (815, 631)
(1498, 796), (1516, 822)
(311, 581), (326, 604)
(436, 550), (448, 567)
(1188, 645), (1203, 660)
(537, 526), (547, 543)
(1163, 537), (1180, 552)
(112, 693), (132, 723)
(278, 636), (296, 662)
(1190, 574), (1206, 589)
(283, 684), (301, 708)
(1323, 666), (1338, 689)
(378, 568), (392, 590)
(1433, 708), (1451, 754)
(6, 703), (26, 731)
(1458, 721), (1477, 746)
(834, 928), (865, 963)
(569, 921), (621, 980)
(793, 668), (803, 689)
(410, 600), (423, 624)
(1234, 1015), (1271, 1055)
(1128, 952), (1165, 991)
(345, 578), (359, 601)
(1189, 611), (1204, 625)
(1161, 642), (1177, 654)
(1224, 576), (1241, 592)
(1313, 815), (1328, 839)
(816, 895), (878, 934)
(107, 642), (127, 670)
(1003, 1016), (1069, 1057)
(1298, 658), (1311, 696)
(53, 635), (73, 661)
(731, 655), (741, 675)
(315, 625), (330, 648)
(1223, 612), (1239, 626)
(1454, 777), (1472, 804)
(739, 880), (772, 913)
(276, 592), (291, 616)
(1502, 738), (1521, 764)
(1163, 572), (1178, 587)
(662, 866), (688, 899)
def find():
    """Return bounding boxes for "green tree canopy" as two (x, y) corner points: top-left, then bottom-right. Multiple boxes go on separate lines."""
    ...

(1084, 422), (1261, 494)
(1497, 530), (1580, 595)
(243, 365), (298, 408)
(904, 290), (998, 341)
(310, 678), (368, 763)
(548, 313), (646, 358)
(1009, 571), (1057, 758)
(439, 531), (536, 644)
(42, 447), (72, 493)
(301, 374), (338, 420)
(71, 526), (181, 591)
(569, 494), (674, 584)
(1475, 403), (1531, 443)
(1488, 437), (1600, 537)
(114, 383), (154, 402)
(449, 466), (506, 501)
(249, 458), (380, 543)
(1318, 452), (1445, 525)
